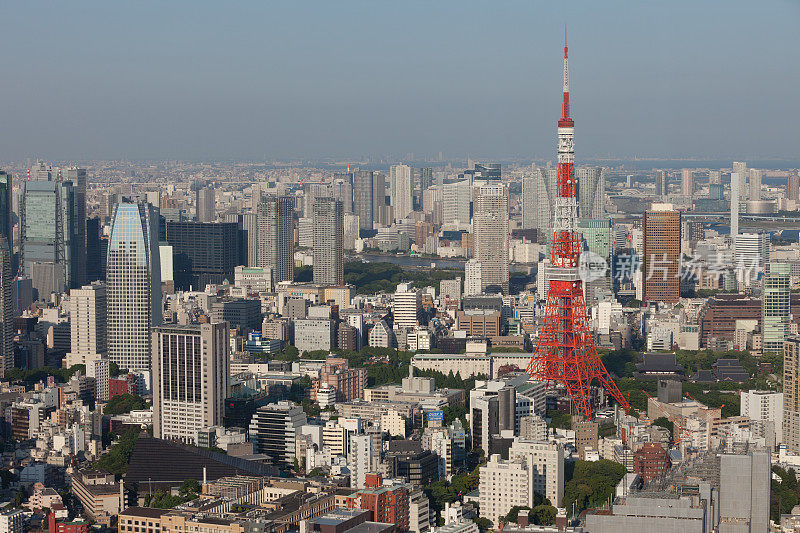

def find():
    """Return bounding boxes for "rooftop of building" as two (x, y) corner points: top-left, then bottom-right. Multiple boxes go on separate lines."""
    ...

(120, 507), (172, 519)
(352, 485), (405, 495)
(636, 353), (684, 373)
(312, 508), (370, 525)
(124, 432), (278, 485)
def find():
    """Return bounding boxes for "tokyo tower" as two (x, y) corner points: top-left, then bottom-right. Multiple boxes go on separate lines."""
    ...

(526, 30), (630, 419)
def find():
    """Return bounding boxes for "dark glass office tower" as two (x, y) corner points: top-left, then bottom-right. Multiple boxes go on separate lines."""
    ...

(86, 217), (102, 283)
(64, 168), (87, 286)
(165, 221), (239, 290)
(0, 172), (13, 274)
(224, 213), (258, 267)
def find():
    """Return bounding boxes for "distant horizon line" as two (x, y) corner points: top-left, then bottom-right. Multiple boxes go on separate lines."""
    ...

(2, 156), (800, 168)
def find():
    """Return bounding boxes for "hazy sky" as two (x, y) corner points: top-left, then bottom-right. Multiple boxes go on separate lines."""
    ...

(1, 0), (798, 161)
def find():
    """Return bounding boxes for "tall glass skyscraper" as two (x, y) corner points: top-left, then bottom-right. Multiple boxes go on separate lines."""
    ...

(19, 164), (86, 298)
(20, 178), (77, 298)
(106, 202), (162, 373)
(64, 168), (87, 287)
(763, 262), (790, 354)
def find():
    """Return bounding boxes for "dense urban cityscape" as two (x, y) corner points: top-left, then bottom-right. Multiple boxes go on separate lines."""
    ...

(0, 3), (795, 533)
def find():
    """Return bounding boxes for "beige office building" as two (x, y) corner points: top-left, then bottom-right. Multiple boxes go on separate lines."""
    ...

(152, 322), (229, 442)
(66, 283), (107, 368)
(473, 183), (509, 294)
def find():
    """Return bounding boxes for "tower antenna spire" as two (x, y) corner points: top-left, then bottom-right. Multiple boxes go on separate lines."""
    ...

(560, 25), (571, 125)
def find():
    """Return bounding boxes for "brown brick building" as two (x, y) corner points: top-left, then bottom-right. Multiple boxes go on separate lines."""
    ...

(318, 357), (367, 402)
(347, 485), (409, 532)
(699, 294), (761, 348)
(632, 442), (671, 481)
(455, 310), (501, 337)
(643, 207), (681, 304)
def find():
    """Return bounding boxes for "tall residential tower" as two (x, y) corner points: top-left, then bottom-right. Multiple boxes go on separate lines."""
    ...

(473, 183), (509, 294)
(313, 198), (344, 286)
(257, 196), (294, 283)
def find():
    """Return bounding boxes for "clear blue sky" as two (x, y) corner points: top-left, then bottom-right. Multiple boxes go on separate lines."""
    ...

(1, 0), (798, 161)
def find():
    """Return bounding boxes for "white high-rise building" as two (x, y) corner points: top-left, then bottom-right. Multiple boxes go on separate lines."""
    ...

(66, 282), (107, 368)
(332, 175), (354, 213)
(423, 428), (453, 478)
(368, 320), (393, 348)
(537, 259), (551, 301)
(348, 433), (375, 489)
(733, 161), (749, 199)
(106, 202), (162, 373)
(86, 358), (111, 402)
(521, 168), (539, 230)
(439, 278), (462, 303)
(423, 185), (442, 216)
(298, 217), (314, 248)
(479, 454), (535, 526)
(655, 170), (668, 196)
(249, 401), (307, 466)
(464, 259), (482, 296)
(473, 183), (509, 294)
(442, 180), (471, 227)
(302, 182), (330, 219)
(393, 284), (421, 330)
(392, 164), (413, 222)
(152, 322), (230, 443)
(741, 390), (783, 447)
(734, 233), (769, 286)
(508, 439), (565, 507)
(344, 213), (360, 250)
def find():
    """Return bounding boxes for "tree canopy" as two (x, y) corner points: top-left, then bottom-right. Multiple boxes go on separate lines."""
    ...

(772, 466), (800, 523)
(343, 261), (462, 295)
(104, 393), (149, 415)
(6, 365), (85, 384)
(94, 428), (140, 476)
(562, 459), (626, 515)
(424, 470), (480, 518)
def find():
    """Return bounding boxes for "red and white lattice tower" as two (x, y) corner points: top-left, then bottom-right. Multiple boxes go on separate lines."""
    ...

(526, 30), (630, 419)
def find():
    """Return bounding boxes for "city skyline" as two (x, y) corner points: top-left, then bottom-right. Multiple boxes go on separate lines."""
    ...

(0, 1), (797, 161)
(0, 4), (791, 529)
